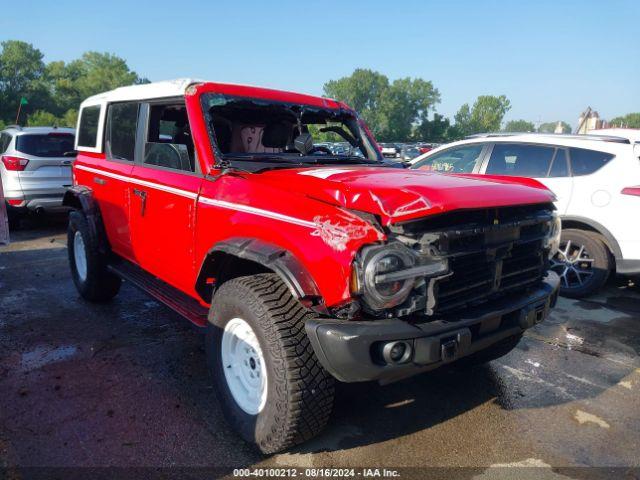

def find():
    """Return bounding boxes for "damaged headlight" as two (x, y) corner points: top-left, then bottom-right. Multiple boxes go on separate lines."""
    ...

(353, 242), (448, 313)
(545, 212), (562, 259)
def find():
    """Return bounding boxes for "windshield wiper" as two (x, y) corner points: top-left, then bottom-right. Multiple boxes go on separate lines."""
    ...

(224, 154), (303, 164)
(307, 156), (380, 165)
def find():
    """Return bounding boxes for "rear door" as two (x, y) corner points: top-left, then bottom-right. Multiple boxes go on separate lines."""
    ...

(481, 142), (574, 214)
(14, 132), (75, 198)
(128, 100), (202, 295)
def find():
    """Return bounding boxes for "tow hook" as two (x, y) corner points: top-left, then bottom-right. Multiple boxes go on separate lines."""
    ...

(441, 339), (459, 362)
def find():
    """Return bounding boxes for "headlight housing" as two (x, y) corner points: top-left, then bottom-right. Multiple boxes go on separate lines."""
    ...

(545, 212), (562, 259)
(353, 242), (448, 313)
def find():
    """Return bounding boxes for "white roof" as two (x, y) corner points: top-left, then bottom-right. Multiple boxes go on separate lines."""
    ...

(80, 78), (203, 107)
(410, 132), (630, 165)
(588, 128), (640, 143)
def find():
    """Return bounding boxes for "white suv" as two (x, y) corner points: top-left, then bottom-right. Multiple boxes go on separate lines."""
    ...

(0, 126), (75, 228)
(410, 130), (640, 298)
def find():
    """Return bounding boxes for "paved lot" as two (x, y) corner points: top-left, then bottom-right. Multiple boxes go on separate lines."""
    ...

(1, 214), (639, 479)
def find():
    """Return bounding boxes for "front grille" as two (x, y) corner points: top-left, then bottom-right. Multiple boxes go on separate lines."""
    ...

(397, 204), (553, 315)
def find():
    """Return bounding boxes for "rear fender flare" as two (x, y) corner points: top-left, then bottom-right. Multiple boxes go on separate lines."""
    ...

(63, 186), (108, 253)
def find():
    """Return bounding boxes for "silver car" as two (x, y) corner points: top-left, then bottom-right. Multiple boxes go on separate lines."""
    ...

(0, 126), (75, 228)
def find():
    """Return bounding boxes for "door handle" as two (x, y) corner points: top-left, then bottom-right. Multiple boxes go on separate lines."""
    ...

(93, 176), (107, 185)
(133, 188), (147, 216)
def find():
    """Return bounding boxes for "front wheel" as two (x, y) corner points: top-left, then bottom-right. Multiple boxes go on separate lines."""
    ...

(550, 229), (611, 298)
(67, 210), (121, 302)
(206, 274), (335, 454)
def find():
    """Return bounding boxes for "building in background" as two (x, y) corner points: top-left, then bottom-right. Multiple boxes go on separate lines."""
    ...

(576, 107), (609, 134)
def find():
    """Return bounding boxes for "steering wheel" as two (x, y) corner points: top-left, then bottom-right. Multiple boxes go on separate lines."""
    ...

(308, 146), (333, 155)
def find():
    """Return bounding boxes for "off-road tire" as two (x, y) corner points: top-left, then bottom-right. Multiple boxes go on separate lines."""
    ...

(554, 229), (611, 298)
(206, 273), (335, 454)
(455, 333), (523, 369)
(67, 210), (121, 302)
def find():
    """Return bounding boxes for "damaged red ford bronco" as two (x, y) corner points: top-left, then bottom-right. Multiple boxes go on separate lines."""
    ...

(64, 79), (561, 453)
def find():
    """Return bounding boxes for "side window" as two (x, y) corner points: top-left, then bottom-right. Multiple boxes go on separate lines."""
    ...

(547, 149), (568, 177)
(106, 102), (139, 162)
(0, 133), (11, 153)
(486, 143), (555, 178)
(413, 145), (483, 173)
(77, 105), (101, 148)
(569, 148), (614, 176)
(143, 103), (195, 172)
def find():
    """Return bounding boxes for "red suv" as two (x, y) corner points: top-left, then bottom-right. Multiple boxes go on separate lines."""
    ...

(64, 79), (561, 453)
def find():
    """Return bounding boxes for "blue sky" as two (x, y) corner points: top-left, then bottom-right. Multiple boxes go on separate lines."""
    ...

(2, 0), (638, 127)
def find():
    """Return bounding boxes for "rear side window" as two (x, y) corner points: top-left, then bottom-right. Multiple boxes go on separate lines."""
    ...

(15, 133), (75, 157)
(106, 102), (139, 161)
(77, 105), (101, 148)
(486, 143), (555, 178)
(547, 149), (569, 177)
(413, 144), (483, 173)
(569, 148), (614, 176)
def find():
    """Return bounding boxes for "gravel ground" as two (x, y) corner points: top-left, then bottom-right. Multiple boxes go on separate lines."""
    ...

(1, 214), (639, 480)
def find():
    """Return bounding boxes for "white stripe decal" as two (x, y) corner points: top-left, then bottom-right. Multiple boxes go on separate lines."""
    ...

(198, 197), (316, 228)
(75, 164), (197, 199)
(75, 164), (316, 229)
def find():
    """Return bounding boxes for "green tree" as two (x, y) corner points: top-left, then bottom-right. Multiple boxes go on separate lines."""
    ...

(413, 113), (451, 142)
(0, 40), (48, 124)
(27, 110), (59, 126)
(538, 121), (571, 133)
(454, 95), (511, 136)
(504, 119), (535, 132)
(609, 113), (640, 128)
(60, 109), (78, 128)
(45, 52), (141, 117)
(323, 69), (388, 137)
(323, 69), (440, 141)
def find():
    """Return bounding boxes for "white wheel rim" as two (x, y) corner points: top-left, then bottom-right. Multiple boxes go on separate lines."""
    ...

(221, 317), (268, 415)
(73, 231), (88, 282)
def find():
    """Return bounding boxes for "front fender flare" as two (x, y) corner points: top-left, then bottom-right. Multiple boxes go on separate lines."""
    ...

(195, 238), (325, 312)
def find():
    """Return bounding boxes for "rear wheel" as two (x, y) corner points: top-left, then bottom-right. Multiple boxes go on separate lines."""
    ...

(67, 210), (121, 302)
(550, 229), (611, 298)
(206, 274), (335, 454)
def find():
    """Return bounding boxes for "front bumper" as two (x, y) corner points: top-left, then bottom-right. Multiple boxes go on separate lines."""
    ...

(306, 272), (560, 384)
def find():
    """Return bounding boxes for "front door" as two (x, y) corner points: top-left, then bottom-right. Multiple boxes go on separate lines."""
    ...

(128, 101), (202, 295)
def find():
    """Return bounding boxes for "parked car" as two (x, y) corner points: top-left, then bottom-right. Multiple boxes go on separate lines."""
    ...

(0, 126), (75, 228)
(400, 144), (421, 161)
(410, 132), (640, 297)
(65, 79), (560, 453)
(379, 142), (402, 158)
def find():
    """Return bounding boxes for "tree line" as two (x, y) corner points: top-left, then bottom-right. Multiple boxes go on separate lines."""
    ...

(0, 40), (145, 131)
(2, 41), (638, 140)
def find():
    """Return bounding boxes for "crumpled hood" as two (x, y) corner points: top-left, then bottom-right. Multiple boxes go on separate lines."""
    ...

(252, 166), (555, 225)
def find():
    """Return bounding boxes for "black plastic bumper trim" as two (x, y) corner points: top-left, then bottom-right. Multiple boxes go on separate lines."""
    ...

(305, 272), (560, 384)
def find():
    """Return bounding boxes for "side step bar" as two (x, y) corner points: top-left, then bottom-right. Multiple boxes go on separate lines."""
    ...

(108, 258), (209, 328)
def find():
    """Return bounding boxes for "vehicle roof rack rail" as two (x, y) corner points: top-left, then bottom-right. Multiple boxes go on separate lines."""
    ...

(465, 132), (630, 144)
(4, 124), (23, 130)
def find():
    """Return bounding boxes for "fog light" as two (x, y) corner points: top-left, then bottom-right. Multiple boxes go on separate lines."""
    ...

(382, 341), (412, 364)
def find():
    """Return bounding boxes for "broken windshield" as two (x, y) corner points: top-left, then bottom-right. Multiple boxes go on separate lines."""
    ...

(201, 93), (383, 171)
